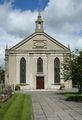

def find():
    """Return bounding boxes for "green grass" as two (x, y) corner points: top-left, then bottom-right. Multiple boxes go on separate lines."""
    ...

(64, 92), (82, 102)
(0, 94), (32, 120)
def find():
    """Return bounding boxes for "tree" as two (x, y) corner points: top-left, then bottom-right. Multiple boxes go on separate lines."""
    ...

(0, 67), (5, 83)
(62, 50), (82, 93)
(75, 51), (82, 93)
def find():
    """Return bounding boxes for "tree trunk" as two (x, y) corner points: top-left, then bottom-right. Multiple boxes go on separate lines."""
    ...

(78, 79), (82, 94)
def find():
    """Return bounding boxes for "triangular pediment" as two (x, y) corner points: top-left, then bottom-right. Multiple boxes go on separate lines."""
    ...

(10, 32), (69, 51)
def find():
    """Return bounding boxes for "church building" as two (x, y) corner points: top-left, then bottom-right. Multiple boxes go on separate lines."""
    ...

(5, 13), (72, 90)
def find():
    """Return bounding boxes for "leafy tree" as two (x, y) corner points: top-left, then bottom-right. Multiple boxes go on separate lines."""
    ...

(63, 50), (82, 93)
(0, 67), (5, 83)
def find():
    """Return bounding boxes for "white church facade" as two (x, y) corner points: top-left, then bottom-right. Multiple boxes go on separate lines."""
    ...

(5, 13), (72, 90)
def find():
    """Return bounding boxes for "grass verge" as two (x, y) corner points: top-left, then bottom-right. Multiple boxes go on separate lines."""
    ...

(64, 92), (82, 102)
(0, 94), (32, 120)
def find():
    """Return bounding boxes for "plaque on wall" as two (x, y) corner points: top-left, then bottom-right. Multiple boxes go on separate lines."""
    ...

(33, 40), (47, 49)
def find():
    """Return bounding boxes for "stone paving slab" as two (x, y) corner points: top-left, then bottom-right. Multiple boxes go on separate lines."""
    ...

(28, 91), (82, 120)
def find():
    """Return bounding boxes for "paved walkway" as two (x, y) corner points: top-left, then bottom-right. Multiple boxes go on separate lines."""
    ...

(29, 90), (82, 120)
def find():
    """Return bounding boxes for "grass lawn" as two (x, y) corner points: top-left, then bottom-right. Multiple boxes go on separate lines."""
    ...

(0, 94), (32, 120)
(64, 92), (82, 102)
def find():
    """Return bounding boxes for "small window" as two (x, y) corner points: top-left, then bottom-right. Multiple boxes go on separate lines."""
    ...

(38, 22), (41, 29)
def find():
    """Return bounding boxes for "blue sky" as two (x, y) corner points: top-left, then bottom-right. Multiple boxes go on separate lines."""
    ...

(0, 0), (49, 11)
(0, 0), (82, 67)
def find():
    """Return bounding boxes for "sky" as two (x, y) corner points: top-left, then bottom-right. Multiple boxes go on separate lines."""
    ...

(0, 0), (82, 67)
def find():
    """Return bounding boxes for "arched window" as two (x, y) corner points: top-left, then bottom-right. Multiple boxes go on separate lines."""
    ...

(20, 57), (26, 83)
(37, 57), (43, 72)
(54, 57), (60, 84)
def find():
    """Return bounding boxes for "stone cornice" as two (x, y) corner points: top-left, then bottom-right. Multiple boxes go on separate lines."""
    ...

(8, 50), (70, 55)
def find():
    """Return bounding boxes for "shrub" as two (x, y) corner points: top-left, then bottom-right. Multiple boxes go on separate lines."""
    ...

(59, 83), (65, 90)
(20, 83), (27, 86)
(15, 84), (20, 91)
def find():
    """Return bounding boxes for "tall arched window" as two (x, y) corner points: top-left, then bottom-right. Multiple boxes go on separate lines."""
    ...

(54, 57), (60, 84)
(37, 57), (43, 72)
(20, 57), (26, 83)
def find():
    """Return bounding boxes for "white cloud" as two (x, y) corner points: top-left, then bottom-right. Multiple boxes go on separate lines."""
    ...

(43, 0), (82, 50)
(0, 2), (37, 37)
(0, 1), (37, 67)
(44, 0), (82, 34)
(71, 38), (82, 50)
(0, 0), (82, 67)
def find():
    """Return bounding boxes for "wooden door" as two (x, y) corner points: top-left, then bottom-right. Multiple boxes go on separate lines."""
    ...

(36, 77), (44, 89)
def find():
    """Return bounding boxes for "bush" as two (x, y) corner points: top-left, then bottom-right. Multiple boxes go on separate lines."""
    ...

(15, 84), (20, 91)
(20, 83), (27, 86)
(59, 83), (65, 90)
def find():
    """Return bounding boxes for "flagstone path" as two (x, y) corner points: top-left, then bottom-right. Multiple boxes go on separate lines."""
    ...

(29, 91), (82, 120)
